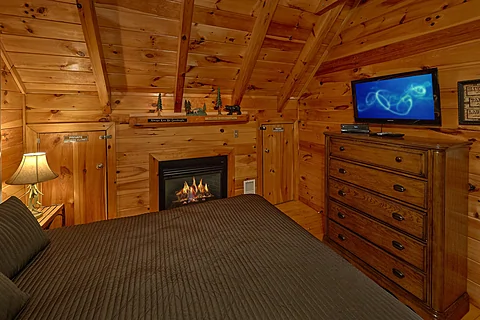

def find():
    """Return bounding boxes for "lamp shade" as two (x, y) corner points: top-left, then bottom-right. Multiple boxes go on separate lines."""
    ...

(6, 152), (58, 185)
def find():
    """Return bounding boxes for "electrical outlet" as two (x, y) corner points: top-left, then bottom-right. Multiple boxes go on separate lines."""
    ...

(234, 130), (239, 138)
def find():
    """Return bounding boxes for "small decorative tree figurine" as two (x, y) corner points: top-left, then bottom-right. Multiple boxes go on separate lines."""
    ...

(184, 100), (192, 115)
(156, 93), (163, 114)
(215, 87), (222, 114)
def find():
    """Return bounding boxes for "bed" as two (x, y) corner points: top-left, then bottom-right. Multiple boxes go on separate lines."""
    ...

(2, 195), (420, 319)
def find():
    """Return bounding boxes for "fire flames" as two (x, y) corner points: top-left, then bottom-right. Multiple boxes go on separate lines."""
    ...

(175, 177), (214, 205)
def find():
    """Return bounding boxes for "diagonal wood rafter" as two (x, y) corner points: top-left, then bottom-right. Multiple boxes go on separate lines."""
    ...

(231, 0), (280, 106)
(298, 0), (363, 99)
(314, 0), (347, 16)
(174, 0), (195, 113)
(0, 39), (26, 94)
(277, 1), (346, 112)
(76, 0), (111, 114)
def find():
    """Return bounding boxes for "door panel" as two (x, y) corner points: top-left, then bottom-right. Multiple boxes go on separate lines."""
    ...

(39, 133), (75, 226)
(262, 124), (294, 204)
(39, 131), (107, 226)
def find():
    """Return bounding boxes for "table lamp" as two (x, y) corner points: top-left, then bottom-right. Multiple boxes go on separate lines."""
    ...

(6, 152), (58, 217)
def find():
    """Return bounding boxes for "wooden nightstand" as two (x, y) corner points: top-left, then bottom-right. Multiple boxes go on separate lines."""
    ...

(36, 204), (66, 230)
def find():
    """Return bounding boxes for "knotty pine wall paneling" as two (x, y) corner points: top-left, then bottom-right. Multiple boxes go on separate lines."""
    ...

(25, 91), (298, 217)
(1, 54), (25, 201)
(298, 0), (480, 306)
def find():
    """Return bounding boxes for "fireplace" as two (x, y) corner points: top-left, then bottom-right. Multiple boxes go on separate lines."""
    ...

(158, 156), (228, 210)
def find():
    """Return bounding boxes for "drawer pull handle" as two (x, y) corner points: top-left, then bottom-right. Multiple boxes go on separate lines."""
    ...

(339, 168), (347, 174)
(392, 268), (405, 279)
(339, 146), (345, 151)
(392, 241), (405, 251)
(338, 234), (346, 241)
(392, 212), (404, 221)
(338, 190), (346, 197)
(393, 184), (406, 192)
(395, 156), (403, 163)
(337, 212), (346, 219)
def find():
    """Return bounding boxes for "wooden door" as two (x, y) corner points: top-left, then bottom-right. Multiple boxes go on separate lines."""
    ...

(39, 131), (107, 226)
(262, 123), (294, 204)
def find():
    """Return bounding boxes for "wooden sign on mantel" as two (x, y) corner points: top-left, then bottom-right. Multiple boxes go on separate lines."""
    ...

(129, 113), (249, 128)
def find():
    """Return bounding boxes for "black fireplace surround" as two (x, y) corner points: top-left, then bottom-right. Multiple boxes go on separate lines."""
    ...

(158, 156), (228, 210)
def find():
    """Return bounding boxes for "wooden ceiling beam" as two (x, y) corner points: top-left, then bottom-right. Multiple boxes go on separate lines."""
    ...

(231, 0), (280, 106)
(314, 0), (347, 16)
(0, 39), (26, 94)
(77, 0), (111, 114)
(174, 0), (195, 113)
(277, 3), (345, 112)
(298, 0), (362, 99)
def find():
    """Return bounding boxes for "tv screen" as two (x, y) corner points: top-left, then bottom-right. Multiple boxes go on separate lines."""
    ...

(352, 69), (441, 126)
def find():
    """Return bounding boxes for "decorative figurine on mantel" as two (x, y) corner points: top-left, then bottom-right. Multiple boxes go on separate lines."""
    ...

(185, 100), (208, 116)
(156, 93), (163, 114)
(185, 100), (192, 115)
(215, 87), (222, 115)
(224, 105), (241, 115)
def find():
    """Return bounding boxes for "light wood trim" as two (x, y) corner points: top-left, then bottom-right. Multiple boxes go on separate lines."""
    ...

(149, 155), (159, 212)
(256, 124), (264, 196)
(293, 120), (299, 200)
(231, 0), (280, 106)
(0, 40), (26, 94)
(22, 94), (26, 152)
(106, 124), (117, 219)
(27, 122), (114, 133)
(174, 0), (195, 113)
(277, 4), (345, 112)
(25, 126), (38, 153)
(149, 147), (235, 211)
(76, 0), (111, 114)
(298, 0), (362, 98)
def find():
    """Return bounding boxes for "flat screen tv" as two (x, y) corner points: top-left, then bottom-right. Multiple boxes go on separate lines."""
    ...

(352, 69), (441, 126)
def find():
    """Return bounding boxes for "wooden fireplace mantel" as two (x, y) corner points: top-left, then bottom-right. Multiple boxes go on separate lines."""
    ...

(149, 147), (235, 212)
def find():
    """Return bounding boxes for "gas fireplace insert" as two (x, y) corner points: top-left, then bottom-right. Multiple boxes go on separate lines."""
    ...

(158, 156), (228, 210)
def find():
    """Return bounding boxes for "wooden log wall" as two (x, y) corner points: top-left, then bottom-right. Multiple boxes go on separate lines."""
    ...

(298, 0), (480, 306)
(24, 91), (298, 217)
(1, 53), (25, 201)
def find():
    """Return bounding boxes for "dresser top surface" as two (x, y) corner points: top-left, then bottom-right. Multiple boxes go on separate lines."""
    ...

(324, 132), (472, 150)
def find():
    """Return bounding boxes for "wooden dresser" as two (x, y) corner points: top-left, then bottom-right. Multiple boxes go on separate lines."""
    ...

(324, 132), (470, 320)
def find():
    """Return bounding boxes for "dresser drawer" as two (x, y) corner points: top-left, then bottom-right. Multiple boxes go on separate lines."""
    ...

(328, 221), (426, 301)
(329, 202), (426, 270)
(329, 179), (426, 239)
(330, 138), (427, 177)
(329, 159), (427, 208)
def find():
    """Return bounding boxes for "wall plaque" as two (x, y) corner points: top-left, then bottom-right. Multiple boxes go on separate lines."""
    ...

(148, 118), (188, 123)
(64, 135), (88, 143)
(459, 79), (480, 125)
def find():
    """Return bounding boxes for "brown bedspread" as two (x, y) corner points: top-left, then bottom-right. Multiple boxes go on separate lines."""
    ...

(14, 195), (420, 319)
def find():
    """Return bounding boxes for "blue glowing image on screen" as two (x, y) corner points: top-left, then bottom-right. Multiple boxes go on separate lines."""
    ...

(354, 74), (435, 121)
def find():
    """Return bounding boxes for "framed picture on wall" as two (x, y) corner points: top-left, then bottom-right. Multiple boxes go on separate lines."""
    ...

(458, 79), (480, 125)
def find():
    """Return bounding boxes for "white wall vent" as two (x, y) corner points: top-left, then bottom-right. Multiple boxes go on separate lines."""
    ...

(243, 179), (256, 194)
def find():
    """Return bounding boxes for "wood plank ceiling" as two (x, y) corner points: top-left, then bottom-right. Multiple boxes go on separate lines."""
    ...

(0, 0), (353, 108)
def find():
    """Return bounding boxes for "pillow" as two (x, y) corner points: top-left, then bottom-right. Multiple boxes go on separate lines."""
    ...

(0, 272), (29, 320)
(0, 197), (49, 279)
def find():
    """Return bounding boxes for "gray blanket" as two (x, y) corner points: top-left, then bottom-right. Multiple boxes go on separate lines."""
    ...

(14, 195), (420, 319)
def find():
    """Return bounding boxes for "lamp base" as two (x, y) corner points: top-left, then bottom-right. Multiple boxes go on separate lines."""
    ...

(30, 207), (43, 218)
(27, 183), (44, 218)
